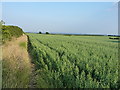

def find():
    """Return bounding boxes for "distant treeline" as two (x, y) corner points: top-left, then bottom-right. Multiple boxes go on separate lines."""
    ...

(26, 31), (119, 37)
(57, 34), (120, 37)
(108, 35), (120, 37)
(2, 25), (24, 43)
(49, 34), (107, 36)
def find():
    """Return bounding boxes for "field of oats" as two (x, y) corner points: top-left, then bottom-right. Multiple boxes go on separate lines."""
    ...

(2, 26), (119, 88)
(27, 33), (119, 88)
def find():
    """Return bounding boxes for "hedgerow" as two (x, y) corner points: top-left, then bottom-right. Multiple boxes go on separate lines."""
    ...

(2, 25), (24, 42)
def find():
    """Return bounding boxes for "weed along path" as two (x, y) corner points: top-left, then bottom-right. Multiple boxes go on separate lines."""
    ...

(2, 35), (35, 88)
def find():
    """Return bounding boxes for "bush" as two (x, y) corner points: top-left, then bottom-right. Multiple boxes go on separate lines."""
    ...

(2, 25), (24, 42)
(39, 31), (42, 34)
(46, 32), (49, 34)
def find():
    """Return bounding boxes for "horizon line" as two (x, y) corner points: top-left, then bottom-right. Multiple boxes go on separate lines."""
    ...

(25, 31), (119, 36)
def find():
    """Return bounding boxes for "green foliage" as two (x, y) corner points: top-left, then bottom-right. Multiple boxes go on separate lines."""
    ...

(2, 58), (30, 88)
(39, 31), (42, 34)
(19, 42), (26, 49)
(46, 32), (49, 34)
(27, 33), (119, 88)
(2, 25), (24, 43)
(0, 20), (5, 25)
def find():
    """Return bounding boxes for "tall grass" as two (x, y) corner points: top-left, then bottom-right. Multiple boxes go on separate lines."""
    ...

(2, 35), (32, 88)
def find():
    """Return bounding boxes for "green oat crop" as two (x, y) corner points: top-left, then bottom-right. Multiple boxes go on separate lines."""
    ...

(28, 33), (119, 88)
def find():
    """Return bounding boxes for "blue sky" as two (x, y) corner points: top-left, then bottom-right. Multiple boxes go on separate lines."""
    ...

(2, 2), (118, 35)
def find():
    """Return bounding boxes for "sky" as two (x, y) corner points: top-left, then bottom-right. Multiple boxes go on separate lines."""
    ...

(2, 2), (118, 35)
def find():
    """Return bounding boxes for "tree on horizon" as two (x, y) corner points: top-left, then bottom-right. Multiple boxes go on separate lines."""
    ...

(39, 31), (42, 34)
(46, 32), (49, 34)
(0, 20), (5, 25)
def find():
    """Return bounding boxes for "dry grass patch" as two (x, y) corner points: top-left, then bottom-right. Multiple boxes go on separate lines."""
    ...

(2, 35), (32, 88)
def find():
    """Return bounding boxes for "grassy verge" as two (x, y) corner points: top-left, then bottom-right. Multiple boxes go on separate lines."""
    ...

(2, 35), (32, 88)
